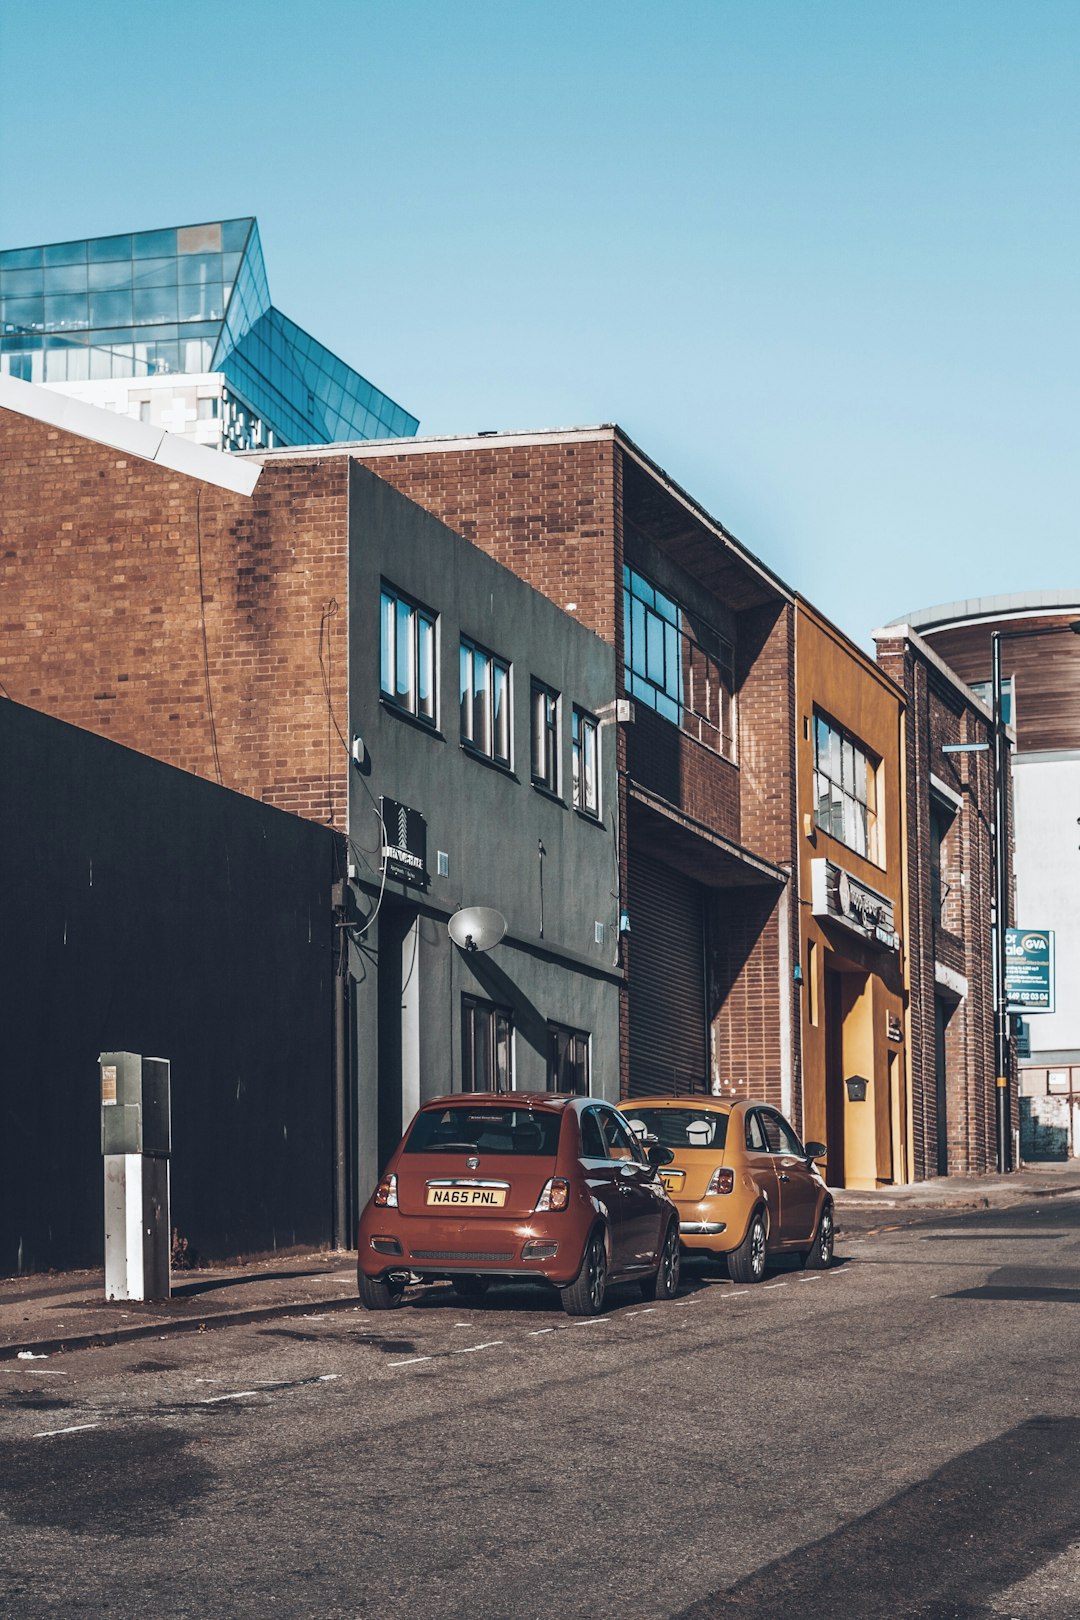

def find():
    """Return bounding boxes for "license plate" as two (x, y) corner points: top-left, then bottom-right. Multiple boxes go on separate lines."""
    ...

(661, 1171), (685, 1193)
(426, 1186), (507, 1207)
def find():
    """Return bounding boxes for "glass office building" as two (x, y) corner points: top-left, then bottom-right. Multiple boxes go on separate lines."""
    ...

(0, 217), (418, 451)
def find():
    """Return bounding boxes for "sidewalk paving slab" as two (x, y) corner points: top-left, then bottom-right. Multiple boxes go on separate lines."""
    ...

(0, 1251), (359, 1362)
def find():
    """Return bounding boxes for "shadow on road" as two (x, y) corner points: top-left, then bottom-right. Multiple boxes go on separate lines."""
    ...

(673, 1415), (1080, 1618)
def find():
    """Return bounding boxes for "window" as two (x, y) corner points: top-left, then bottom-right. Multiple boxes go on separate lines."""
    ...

(969, 677), (1013, 727)
(812, 712), (879, 862)
(597, 1108), (645, 1163)
(623, 565), (736, 759)
(547, 1023), (590, 1093)
(460, 637), (511, 765)
(380, 584), (436, 726)
(572, 706), (600, 817)
(758, 1110), (804, 1156)
(745, 1112), (768, 1152)
(580, 1109), (607, 1157)
(405, 1104), (561, 1156)
(531, 680), (560, 794)
(620, 1107), (730, 1150)
(461, 996), (513, 1092)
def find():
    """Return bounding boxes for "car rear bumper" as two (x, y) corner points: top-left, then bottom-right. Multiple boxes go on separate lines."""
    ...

(669, 1198), (733, 1250)
(357, 1211), (586, 1286)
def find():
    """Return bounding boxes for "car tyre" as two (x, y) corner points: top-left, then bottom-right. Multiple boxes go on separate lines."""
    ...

(562, 1227), (608, 1316)
(801, 1201), (834, 1270)
(727, 1210), (767, 1284)
(450, 1274), (490, 1301)
(640, 1221), (681, 1300)
(358, 1270), (407, 1310)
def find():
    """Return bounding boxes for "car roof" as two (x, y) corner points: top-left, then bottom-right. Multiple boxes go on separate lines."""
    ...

(620, 1096), (734, 1113)
(420, 1091), (574, 1112)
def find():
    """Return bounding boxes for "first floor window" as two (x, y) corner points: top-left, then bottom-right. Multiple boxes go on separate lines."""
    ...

(623, 564), (736, 759)
(812, 710), (879, 862)
(462, 996), (514, 1092)
(531, 680), (560, 793)
(381, 583), (437, 724)
(547, 1023), (590, 1094)
(460, 637), (511, 765)
(572, 706), (600, 816)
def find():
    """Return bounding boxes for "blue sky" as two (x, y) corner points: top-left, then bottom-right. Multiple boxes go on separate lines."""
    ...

(2, 1), (1076, 646)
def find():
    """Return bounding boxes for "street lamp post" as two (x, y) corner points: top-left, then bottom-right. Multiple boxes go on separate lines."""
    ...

(989, 620), (1080, 1174)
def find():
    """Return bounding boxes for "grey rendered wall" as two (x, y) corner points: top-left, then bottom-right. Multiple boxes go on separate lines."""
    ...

(347, 465), (621, 1192)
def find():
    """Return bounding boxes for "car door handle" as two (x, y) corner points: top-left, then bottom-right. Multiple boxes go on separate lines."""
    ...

(778, 1173), (790, 1182)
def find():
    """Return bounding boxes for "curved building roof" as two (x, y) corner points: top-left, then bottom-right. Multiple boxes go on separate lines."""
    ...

(890, 590), (1080, 633)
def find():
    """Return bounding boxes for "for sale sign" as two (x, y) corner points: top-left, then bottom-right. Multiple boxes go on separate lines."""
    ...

(1005, 928), (1055, 1014)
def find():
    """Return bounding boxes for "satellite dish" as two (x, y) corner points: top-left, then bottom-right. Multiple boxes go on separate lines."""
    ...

(448, 906), (507, 953)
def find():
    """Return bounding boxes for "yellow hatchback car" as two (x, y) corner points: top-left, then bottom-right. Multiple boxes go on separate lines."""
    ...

(620, 1097), (833, 1283)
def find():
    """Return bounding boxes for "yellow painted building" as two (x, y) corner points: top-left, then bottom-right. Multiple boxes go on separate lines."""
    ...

(795, 600), (908, 1189)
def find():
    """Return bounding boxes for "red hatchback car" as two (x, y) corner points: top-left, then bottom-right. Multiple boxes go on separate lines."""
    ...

(357, 1093), (681, 1316)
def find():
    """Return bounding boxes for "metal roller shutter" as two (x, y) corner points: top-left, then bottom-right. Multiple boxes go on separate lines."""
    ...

(628, 854), (708, 1097)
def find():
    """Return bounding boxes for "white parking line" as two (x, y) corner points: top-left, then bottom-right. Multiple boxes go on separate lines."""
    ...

(453, 1341), (504, 1354)
(763, 1282), (788, 1290)
(626, 1308), (657, 1318)
(388, 1357), (432, 1367)
(202, 1389), (260, 1404)
(726, 1291), (748, 1299)
(34, 1423), (100, 1439)
(571, 1318), (612, 1327)
(528, 1328), (557, 1335)
(318, 1374), (341, 1381)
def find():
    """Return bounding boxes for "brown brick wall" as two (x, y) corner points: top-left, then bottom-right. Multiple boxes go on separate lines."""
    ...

(353, 440), (620, 645)
(0, 409), (351, 827)
(708, 886), (786, 1110)
(875, 636), (1001, 1176)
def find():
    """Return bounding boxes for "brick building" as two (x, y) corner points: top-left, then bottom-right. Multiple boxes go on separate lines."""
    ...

(874, 622), (1002, 1176)
(341, 428), (803, 1121)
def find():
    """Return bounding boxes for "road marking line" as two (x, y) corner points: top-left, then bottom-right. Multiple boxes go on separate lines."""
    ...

(528, 1328), (557, 1335)
(571, 1318), (612, 1326)
(388, 1357), (432, 1367)
(34, 1423), (100, 1439)
(202, 1389), (260, 1403)
(676, 1297), (700, 1305)
(318, 1374), (341, 1381)
(453, 1341), (504, 1354)
(23, 1369), (69, 1376)
(763, 1282), (788, 1290)
(727, 1291), (748, 1298)
(626, 1308), (657, 1317)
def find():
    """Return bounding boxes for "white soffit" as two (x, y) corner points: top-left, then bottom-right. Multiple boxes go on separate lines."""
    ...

(0, 372), (260, 498)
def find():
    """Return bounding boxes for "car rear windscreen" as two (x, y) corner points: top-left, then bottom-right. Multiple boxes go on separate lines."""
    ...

(405, 1106), (562, 1156)
(623, 1108), (729, 1150)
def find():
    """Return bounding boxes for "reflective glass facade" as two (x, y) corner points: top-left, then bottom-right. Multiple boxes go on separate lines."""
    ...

(0, 217), (418, 447)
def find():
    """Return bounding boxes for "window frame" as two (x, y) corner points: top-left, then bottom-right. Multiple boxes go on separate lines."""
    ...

(623, 564), (737, 761)
(547, 1022), (590, 1094)
(530, 679), (561, 796)
(460, 635), (512, 767)
(380, 582), (438, 728)
(461, 995), (514, 1093)
(571, 705), (601, 819)
(812, 709), (881, 865)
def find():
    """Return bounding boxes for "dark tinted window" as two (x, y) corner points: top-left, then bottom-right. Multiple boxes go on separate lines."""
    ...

(405, 1106), (561, 1156)
(622, 1107), (729, 1151)
(580, 1109), (606, 1158)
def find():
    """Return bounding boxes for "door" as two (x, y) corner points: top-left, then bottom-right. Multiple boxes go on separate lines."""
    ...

(743, 1109), (781, 1244)
(934, 996), (949, 1177)
(628, 854), (707, 1096)
(579, 1106), (626, 1263)
(824, 968), (845, 1188)
(760, 1108), (818, 1244)
(596, 1106), (663, 1272)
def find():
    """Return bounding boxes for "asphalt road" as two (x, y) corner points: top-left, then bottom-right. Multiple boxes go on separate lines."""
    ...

(3, 1198), (1080, 1620)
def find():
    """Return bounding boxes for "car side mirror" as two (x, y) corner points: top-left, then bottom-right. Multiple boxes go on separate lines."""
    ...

(647, 1144), (674, 1168)
(804, 1141), (827, 1163)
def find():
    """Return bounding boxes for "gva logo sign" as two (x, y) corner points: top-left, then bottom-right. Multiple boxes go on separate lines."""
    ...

(1006, 933), (1050, 956)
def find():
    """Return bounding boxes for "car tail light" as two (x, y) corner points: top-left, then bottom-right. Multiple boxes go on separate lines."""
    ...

(373, 1173), (399, 1208)
(534, 1177), (570, 1212)
(706, 1167), (734, 1195)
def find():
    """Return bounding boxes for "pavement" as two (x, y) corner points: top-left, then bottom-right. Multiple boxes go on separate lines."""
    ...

(4, 1160), (1080, 1363)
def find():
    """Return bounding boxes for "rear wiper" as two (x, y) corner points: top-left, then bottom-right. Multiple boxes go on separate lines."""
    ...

(429, 1142), (480, 1152)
